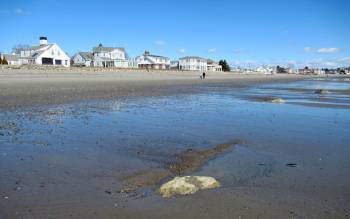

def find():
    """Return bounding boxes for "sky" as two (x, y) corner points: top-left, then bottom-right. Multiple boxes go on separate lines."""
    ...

(1, 0), (350, 68)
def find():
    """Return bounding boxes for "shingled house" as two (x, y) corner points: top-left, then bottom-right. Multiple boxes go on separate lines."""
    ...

(72, 52), (93, 67)
(92, 44), (128, 68)
(136, 51), (170, 70)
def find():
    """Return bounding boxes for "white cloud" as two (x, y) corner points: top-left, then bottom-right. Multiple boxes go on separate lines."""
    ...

(208, 48), (217, 53)
(303, 57), (350, 68)
(14, 8), (24, 14)
(304, 47), (343, 54)
(177, 48), (185, 54)
(338, 57), (350, 62)
(304, 47), (314, 53)
(323, 61), (338, 67)
(154, 40), (165, 46)
(0, 8), (25, 15)
(317, 48), (341, 53)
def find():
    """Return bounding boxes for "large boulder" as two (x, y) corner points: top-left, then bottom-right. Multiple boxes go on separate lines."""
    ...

(159, 176), (221, 198)
(315, 89), (330, 94)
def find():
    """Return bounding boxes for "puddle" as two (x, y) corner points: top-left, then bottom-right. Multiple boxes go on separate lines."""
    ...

(1, 77), (350, 218)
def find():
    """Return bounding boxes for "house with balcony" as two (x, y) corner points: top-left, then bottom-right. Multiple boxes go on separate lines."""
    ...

(92, 44), (128, 68)
(179, 56), (207, 71)
(207, 59), (222, 72)
(136, 51), (170, 70)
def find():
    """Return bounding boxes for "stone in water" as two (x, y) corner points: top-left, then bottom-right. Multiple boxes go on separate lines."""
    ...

(159, 176), (221, 198)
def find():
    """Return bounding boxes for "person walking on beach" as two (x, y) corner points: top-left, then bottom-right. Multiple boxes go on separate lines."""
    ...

(202, 72), (206, 79)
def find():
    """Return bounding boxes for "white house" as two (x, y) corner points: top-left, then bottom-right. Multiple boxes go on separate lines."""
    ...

(18, 37), (70, 67)
(207, 60), (222, 72)
(207, 63), (222, 72)
(179, 56), (207, 71)
(0, 54), (20, 65)
(92, 44), (128, 68)
(72, 52), (93, 67)
(256, 66), (274, 74)
(136, 51), (170, 70)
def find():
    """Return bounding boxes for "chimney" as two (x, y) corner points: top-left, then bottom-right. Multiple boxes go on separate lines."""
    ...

(40, 36), (48, 45)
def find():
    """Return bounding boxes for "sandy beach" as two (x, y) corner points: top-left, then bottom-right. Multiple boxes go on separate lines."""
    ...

(0, 68), (307, 108)
(0, 69), (349, 219)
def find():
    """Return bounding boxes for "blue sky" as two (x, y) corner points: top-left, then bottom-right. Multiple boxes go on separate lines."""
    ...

(1, 0), (350, 67)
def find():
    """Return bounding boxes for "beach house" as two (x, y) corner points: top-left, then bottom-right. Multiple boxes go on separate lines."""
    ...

(179, 56), (207, 71)
(136, 51), (170, 70)
(72, 52), (93, 67)
(207, 60), (222, 72)
(256, 66), (274, 74)
(17, 37), (70, 67)
(92, 44), (128, 68)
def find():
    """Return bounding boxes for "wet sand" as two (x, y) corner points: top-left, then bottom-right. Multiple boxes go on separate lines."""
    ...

(0, 69), (307, 108)
(0, 71), (349, 219)
(120, 140), (242, 193)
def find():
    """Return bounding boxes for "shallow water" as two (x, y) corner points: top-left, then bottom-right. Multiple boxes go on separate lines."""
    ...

(0, 77), (350, 218)
(244, 77), (350, 108)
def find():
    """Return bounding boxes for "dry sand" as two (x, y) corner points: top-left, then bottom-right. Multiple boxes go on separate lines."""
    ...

(0, 68), (307, 108)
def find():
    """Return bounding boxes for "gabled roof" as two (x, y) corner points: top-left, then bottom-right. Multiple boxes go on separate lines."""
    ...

(137, 54), (169, 60)
(20, 44), (52, 52)
(150, 55), (169, 59)
(78, 52), (93, 60)
(20, 44), (54, 59)
(93, 46), (125, 53)
(31, 50), (46, 59)
(180, 56), (207, 61)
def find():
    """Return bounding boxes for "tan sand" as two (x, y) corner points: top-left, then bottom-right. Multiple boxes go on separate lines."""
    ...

(0, 68), (308, 108)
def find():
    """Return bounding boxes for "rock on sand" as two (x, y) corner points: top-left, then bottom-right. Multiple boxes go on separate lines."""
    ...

(270, 98), (286, 103)
(314, 89), (330, 94)
(159, 176), (221, 198)
(256, 97), (286, 103)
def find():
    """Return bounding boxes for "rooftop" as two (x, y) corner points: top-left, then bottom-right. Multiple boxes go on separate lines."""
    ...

(19, 44), (52, 52)
(93, 45), (125, 53)
(78, 52), (93, 60)
(180, 56), (207, 61)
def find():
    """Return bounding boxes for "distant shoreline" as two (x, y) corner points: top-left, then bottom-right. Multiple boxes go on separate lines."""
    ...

(0, 68), (320, 109)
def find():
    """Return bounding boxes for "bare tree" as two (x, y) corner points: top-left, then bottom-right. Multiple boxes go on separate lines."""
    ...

(12, 44), (30, 54)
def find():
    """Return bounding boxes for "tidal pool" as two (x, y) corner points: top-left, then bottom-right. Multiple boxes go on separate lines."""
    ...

(0, 77), (349, 218)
